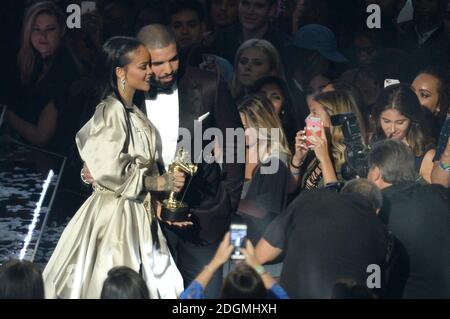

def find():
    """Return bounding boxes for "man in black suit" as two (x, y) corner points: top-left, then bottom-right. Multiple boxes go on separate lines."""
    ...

(398, 0), (450, 68)
(367, 139), (450, 298)
(136, 24), (244, 298)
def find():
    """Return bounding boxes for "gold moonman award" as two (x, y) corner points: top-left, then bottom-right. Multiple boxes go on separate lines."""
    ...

(161, 148), (198, 222)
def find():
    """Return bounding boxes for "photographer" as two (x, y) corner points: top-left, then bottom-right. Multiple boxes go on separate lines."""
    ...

(180, 232), (289, 299)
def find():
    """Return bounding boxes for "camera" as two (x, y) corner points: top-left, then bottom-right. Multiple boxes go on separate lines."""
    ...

(331, 112), (369, 180)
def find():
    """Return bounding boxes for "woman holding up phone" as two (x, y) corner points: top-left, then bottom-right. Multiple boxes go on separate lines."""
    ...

(180, 232), (289, 299)
(290, 90), (368, 191)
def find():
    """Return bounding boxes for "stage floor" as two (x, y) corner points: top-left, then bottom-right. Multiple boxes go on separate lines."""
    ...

(0, 137), (85, 268)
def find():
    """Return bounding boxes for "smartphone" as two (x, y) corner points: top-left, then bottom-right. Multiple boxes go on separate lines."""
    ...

(81, 1), (96, 14)
(230, 224), (247, 260)
(305, 117), (322, 147)
(384, 79), (400, 88)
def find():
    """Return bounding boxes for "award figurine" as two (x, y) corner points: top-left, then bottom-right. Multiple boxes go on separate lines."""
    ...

(161, 148), (198, 222)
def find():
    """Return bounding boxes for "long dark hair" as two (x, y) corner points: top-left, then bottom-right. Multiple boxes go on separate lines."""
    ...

(100, 266), (149, 299)
(415, 66), (450, 125)
(0, 259), (45, 299)
(372, 83), (435, 157)
(220, 264), (266, 299)
(250, 76), (298, 149)
(93, 36), (143, 106)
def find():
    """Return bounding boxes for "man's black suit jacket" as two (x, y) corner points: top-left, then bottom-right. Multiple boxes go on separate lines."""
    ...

(135, 67), (244, 243)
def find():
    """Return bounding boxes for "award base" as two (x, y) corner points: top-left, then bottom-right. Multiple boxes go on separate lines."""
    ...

(161, 199), (190, 222)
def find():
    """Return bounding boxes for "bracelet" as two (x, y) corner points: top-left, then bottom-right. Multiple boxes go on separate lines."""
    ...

(80, 168), (90, 185)
(438, 162), (450, 172)
(290, 158), (303, 169)
(254, 264), (267, 276)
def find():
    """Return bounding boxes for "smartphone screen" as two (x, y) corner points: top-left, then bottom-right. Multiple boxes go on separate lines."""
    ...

(305, 117), (322, 147)
(230, 224), (247, 260)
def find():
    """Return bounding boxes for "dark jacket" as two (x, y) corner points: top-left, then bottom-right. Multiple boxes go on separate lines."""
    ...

(277, 189), (391, 299)
(380, 181), (450, 298)
(135, 67), (245, 243)
(398, 21), (450, 68)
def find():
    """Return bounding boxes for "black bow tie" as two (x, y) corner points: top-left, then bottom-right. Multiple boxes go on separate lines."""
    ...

(147, 85), (174, 99)
(156, 86), (174, 94)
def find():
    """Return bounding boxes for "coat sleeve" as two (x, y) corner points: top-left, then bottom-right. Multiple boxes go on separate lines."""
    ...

(76, 99), (147, 200)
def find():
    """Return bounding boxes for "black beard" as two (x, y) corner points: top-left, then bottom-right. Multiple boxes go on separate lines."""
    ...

(154, 73), (178, 89)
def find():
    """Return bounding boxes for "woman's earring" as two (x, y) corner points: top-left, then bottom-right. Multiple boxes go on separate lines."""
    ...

(121, 78), (126, 92)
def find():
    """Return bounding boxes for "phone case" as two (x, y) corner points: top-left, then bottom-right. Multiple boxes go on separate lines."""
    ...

(305, 117), (322, 146)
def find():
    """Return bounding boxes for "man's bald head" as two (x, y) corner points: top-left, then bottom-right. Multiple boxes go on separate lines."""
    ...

(136, 24), (176, 50)
(137, 24), (180, 88)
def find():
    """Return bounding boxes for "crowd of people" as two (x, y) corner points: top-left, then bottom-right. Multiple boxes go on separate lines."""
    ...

(0, 0), (449, 299)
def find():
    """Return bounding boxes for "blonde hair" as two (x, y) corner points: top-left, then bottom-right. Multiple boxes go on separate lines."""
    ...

(17, 1), (66, 83)
(238, 94), (291, 161)
(231, 39), (286, 99)
(314, 91), (368, 170)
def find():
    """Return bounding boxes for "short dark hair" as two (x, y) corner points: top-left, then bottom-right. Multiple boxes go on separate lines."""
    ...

(368, 139), (418, 184)
(137, 24), (176, 49)
(100, 266), (149, 299)
(220, 264), (266, 299)
(0, 259), (45, 299)
(167, 0), (206, 22)
(341, 178), (383, 213)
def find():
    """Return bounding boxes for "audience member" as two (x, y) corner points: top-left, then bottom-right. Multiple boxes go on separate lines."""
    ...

(230, 39), (285, 100)
(167, 0), (207, 51)
(209, 0), (291, 66)
(4, 1), (80, 153)
(255, 180), (392, 299)
(0, 260), (45, 299)
(206, 0), (239, 30)
(251, 76), (300, 147)
(180, 232), (289, 299)
(101, 266), (150, 299)
(236, 94), (292, 280)
(290, 91), (368, 191)
(411, 66), (450, 137)
(367, 139), (450, 298)
(398, 0), (450, 68)
(371, 83), (436, 182)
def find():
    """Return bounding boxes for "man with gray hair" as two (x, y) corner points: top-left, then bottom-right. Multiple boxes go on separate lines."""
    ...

(341, 179), (383, 215)
(367, 139), (450, 298)
(254, 178), (391, 298)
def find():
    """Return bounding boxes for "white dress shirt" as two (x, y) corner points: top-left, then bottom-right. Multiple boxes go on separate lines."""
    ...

(145, 86), (179, 171)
